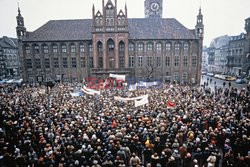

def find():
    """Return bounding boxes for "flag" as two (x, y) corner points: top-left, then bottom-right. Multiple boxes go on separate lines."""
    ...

(167, 100), (176, 109)
(135, 95), (149, 107)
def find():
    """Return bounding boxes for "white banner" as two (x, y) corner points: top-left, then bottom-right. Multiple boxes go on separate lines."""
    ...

(83, 85), (100, 95)
(114, 94), (148, 102)
(135, 95), (149, 107)
(109, 73), (126, 81)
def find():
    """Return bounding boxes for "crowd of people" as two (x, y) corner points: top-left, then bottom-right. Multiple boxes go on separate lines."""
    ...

(0, 81), (249, 167)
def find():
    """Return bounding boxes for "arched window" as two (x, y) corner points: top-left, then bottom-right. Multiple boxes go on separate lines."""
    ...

(97, 41), (103, 68)
(184, 43), (189, 52)
(165, 43), (171, 51)
(80, 44), (85, 53)
(61, 44), (67, 53)
(70, 44), (76, 53)
(147, 43), (153, 51)
(25, 45), (30, 54)
(33, 44), (39, 54)
(174, 43), (181, 55)
(119, 41), (125, 68)
(129, 43), (135, 51)
(52, 44), (58, 53)
(43, 44), (49, 54)
(138, 43), (144, 51)
(156, 43), (162, 51)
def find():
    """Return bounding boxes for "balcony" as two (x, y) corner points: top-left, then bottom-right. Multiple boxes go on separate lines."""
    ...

(92, 68), (135, 75)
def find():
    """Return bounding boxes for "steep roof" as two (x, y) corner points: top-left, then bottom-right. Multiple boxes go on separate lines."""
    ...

(0, 36), (18, 48)
(24, 18), (197, 42)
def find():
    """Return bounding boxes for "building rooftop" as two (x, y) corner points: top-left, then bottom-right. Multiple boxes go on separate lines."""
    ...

(23, 18), (197, 42)
(0, 36), (18, 48)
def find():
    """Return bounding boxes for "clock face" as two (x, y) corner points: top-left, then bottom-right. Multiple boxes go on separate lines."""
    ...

(150, 2), (160, 12)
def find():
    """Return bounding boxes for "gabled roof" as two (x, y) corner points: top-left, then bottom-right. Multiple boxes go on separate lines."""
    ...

(23, 18), (197, 42)
(0, 36), (18, 48)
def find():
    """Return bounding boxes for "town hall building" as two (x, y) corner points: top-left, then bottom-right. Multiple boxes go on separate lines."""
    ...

(16, 0), (204, 84)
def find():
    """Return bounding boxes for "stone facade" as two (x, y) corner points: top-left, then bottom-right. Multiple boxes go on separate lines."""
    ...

(17, 0), (204, 84)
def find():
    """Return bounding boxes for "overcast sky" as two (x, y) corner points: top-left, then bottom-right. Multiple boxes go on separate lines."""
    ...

(0, 0), (249, 46)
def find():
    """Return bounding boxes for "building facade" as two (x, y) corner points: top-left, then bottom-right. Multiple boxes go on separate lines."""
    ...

(207, 35), (230, 74)
(202, 46), (209, 71)
(17, 0), (204, 84)
(226, 18), (250, 76)
(0, 36), (19, 79)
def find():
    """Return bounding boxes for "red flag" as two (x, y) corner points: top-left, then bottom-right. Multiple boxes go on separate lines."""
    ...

(167, 100), (176, 109)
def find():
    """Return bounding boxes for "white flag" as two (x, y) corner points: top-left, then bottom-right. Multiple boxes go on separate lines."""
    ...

(135, 94), (149, 107)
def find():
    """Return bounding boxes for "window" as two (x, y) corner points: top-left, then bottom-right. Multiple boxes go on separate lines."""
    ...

(52, 45), (58, 53)
(53, 58), (59, 68)
(138, 56), (143, 67)
(129, 56), (134, 67)
(80, 44), (85, 53)
(192, 56), (197, 67)
(138, 43), (144, 51)
(183, 73), (188, 81)
(184, 43), (189, 52)
(174, 56), (179, 66)
(35, 59), (41, 69)
(89, 57), (93, 68)
(183, 56), (188, 67)
(147, 57), (153, 66)
(43, 45), (49, 54)
(147, 43), (153, 51)
(119, 43), (125, 52)
(173, 73), (179, 81)
(98, 57), (103, 68)
(80, 57), (86, 68)
(156, 57), (161, 67)
(61, 45), (67, 53)
(174, 43), (180, 51)
(44, 58), (50, 69)
(72, 57), (77, 68)
(98, 43), (103, 53)
(89, 44), (93, 52)
(108, 42), (114, 51)
(165, 57), (170, 66)
(119, 56), (125, 68)
(156, 43), (162, 51)
(25, 46), (30, 54)
(34, 45), (39, 54)
(129, 43), (135, 51)
(25, 59), (32, 69)
(62, 58), (68, 68)
(71, 44), (76, 53)
(166, 43), (171, 51)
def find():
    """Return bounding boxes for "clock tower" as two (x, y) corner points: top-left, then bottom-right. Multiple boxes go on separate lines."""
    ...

(144, 0), (162, 18)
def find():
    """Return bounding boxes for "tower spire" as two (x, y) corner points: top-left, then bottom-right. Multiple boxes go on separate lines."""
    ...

(125, 1), (127, 17)
(18, 2), (21, 16)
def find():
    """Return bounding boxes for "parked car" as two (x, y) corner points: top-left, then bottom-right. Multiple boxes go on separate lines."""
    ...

(207, 73), (214, 77)
(235, 78), (246, 84)
(201, 71), (207, 75)
(225, 76), (236, 81)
